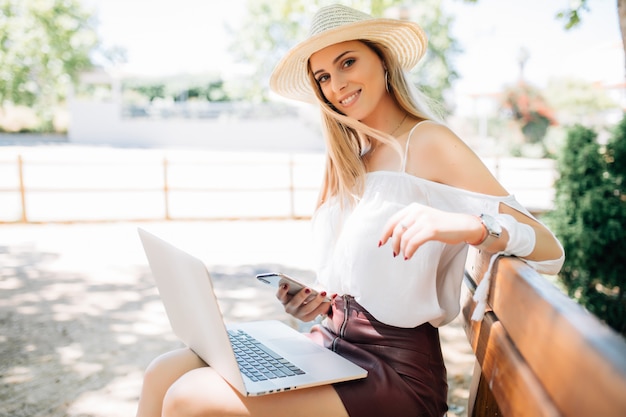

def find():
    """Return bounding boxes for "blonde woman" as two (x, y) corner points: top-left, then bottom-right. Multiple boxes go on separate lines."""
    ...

(135, 5), (564, 417)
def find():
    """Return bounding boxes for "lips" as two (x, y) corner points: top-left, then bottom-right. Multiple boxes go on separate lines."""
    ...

(339, 90), (361, 106)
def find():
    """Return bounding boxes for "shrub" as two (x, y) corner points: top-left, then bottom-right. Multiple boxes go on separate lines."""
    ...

(546, 117), (626, 336)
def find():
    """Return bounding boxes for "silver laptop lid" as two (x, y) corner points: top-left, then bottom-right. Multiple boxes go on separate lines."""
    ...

(137, 228), (246, 393)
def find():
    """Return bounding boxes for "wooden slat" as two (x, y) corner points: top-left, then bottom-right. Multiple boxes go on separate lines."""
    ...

(489, 258), (626, 417)
(463, 287), (562, 417)
(468, 361), (501, 417)
(466, 251), (626, 417)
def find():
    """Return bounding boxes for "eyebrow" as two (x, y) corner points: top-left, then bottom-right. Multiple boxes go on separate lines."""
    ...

(312, 50), (356, 77)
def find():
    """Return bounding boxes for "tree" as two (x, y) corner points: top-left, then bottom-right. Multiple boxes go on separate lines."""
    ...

(0, 0), (99, 129)
(229, 0), (460, 109)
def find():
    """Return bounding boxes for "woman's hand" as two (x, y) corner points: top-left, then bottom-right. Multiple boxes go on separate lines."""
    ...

(276, 284), (335, 322)
(379, 202), (482, 260)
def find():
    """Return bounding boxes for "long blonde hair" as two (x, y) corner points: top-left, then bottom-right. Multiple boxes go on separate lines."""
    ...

(308, 40), (442, 209)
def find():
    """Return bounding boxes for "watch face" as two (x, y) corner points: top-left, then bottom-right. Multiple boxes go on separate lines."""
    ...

(481, 214), (502, 237)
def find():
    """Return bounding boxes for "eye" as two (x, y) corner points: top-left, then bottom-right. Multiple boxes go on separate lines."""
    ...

(342, 58), (356, 68)
(317, 73), (330, 84)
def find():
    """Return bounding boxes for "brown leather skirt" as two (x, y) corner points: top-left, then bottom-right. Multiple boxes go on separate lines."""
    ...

(308, 295), (448, 417)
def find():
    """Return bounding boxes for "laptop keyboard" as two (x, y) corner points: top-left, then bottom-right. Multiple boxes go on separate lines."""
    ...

(227, 329), (305, 381)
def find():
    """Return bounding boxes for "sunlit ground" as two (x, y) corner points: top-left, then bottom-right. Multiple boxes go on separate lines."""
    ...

(0, 218), (476, 416)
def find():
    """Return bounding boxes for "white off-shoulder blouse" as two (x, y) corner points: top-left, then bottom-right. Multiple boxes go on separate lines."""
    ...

(311, 127), (564, 328)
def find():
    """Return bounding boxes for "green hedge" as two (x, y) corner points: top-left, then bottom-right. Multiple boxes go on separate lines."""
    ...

(546, 115), (626, 337)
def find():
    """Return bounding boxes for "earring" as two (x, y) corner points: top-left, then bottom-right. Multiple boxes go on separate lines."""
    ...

(385, 71), (390, 93)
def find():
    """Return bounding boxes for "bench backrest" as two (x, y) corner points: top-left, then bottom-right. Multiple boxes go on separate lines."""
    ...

(463, 250), (626, 417)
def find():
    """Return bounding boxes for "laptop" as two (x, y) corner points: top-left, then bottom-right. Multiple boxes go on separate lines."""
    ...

(137, 228), (367, 396)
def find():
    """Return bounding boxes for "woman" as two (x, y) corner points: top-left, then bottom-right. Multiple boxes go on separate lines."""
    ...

(135, 5), (564, 417)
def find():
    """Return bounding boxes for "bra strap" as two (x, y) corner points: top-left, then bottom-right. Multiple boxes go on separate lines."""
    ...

(401, 120), (430, 172)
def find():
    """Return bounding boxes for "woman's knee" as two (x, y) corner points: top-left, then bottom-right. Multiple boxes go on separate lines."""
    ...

(162, 380), (198, 417)
(162, 368), (242, 417)
(142, 348), (204, 390)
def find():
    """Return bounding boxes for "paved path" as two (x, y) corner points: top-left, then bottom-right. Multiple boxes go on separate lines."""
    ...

(0, 220), (474, 416)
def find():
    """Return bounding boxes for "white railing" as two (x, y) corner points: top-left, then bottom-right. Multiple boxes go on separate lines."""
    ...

(0, 150), (325, 223)
(0, 149), (554, 224)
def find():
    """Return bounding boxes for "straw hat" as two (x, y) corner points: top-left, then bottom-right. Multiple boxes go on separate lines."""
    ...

(269, 4), (428, 104)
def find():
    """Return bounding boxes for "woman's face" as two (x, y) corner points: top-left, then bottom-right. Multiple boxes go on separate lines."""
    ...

(309, 40), (388, 123)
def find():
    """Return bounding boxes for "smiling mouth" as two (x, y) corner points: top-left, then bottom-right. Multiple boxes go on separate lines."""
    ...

(340, 90), (360, 106)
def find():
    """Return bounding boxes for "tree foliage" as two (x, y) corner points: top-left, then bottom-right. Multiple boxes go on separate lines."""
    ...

(555, 0), (591, 29)
(0, 0), (98, 127)
(229, 0), (460, 109)
(546, 117), (626, 336)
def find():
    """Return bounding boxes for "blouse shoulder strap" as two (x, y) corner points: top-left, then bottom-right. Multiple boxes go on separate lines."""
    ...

(401, 120), (431, 173)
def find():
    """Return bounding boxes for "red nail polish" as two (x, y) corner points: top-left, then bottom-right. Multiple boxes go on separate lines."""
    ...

(320, 291), (327, 297)
(378, 240), (382, 247)
(304, 288), (311, 294)
(404, 256), (409, 261)
(331, 293), (338, 299)
(281, 284), (288, 290)
(393, 251), (397, 257)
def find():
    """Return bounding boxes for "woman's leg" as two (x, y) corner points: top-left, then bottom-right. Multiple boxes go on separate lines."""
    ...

(136, 347), (350, 417)
(136, 347), (206, 417)
(162, 366), (349, 417)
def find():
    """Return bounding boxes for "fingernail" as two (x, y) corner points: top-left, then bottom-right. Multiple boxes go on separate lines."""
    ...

(281, 284), (288, 290)
(331, 293), (338, 299)
(320, 291), (327, 297)
(304, 288), (311, 294)
(404, 256), (409, 261)
(378, 240), (382, 247)
(393, 251), (397, 257)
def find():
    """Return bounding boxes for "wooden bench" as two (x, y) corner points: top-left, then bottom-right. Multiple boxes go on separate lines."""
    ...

(462, 250), (626, 417)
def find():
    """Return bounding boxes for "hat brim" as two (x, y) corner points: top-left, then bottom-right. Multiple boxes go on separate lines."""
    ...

(270, 18), (428, 104)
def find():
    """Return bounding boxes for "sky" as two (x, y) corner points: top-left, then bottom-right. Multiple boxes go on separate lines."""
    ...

(82, 0), (622, 98)
(443, 0), (621, 94)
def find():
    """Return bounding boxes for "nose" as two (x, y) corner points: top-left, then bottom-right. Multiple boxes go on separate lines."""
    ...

(331, 73), (347, 93)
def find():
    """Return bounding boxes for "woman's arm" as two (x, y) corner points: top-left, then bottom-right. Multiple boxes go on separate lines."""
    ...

(380, 122), (564, 263)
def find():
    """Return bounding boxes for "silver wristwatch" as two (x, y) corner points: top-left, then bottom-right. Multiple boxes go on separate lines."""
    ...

(475, 213), (502, 251)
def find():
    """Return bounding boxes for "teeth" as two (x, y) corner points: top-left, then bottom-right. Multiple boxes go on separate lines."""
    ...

(341, 91), (359, 105)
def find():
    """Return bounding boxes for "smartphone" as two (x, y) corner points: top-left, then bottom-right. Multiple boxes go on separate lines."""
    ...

(256, 272), (330, 302)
